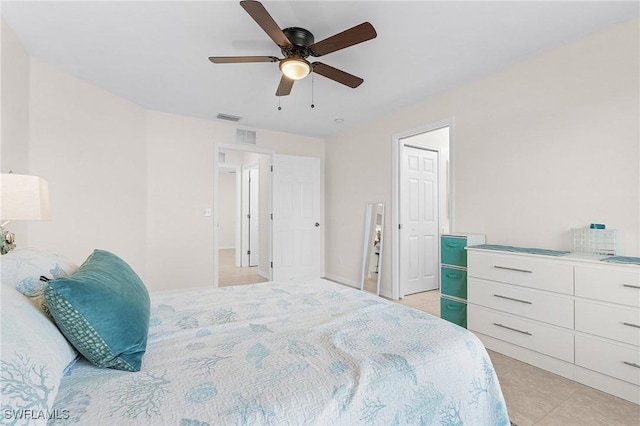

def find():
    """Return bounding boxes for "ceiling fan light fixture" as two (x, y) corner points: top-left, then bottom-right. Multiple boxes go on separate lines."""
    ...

(279, 58), (311, 80)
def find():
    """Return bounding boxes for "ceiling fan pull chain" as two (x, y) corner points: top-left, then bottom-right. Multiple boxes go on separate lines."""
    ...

(311, 72), (315, 109)
(278, 96), (282, 111)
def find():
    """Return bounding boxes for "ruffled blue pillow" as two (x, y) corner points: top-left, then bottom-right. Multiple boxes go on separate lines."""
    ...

(44, 249), (150, 372)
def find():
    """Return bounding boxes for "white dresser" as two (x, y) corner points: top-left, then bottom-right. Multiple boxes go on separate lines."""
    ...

(467, 248), (640, 404)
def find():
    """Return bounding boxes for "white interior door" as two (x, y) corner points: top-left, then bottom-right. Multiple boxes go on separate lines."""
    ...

(400, 146), (439, 295)
(241, 168), (250, 267)
(241, 166), (260, 267)
(248, 168), (259, 267)
(272, 154), (321, 282)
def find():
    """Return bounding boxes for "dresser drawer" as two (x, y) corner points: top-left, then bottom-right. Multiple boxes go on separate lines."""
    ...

(468, 278), (574, 328)
(467, 251), (574, 295)
(575, 300), (640, 346)
(575, 265), (640, 308)
(575, 335), (640, 385)
(441, 267), (467, 299)
(441, 236), (467, 267)
(441, 297), (467, 328)
(468, 305), (574, 362)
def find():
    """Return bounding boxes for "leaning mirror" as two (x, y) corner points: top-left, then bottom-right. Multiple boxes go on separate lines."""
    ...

(360, 202), (385, 296)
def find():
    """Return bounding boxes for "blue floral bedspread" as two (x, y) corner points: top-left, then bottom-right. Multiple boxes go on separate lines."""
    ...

(50, 279), (509, 425)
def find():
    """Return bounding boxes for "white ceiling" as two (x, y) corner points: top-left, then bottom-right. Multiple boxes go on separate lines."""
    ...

(2, 1), (638, 138)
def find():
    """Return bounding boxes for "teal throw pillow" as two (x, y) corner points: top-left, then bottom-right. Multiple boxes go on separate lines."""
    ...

(44, 249), (150, 372)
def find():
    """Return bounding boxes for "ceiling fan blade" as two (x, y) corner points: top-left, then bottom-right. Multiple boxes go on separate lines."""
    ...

(276, 75), (294, 96)
(209, 56), (279, 64)
(240, 0), (291, 48)
(309, 22), (377, 57)
(312, 62), (363, 88)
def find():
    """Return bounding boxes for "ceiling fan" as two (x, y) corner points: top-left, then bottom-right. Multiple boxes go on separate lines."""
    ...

(209, 0), (377, 97)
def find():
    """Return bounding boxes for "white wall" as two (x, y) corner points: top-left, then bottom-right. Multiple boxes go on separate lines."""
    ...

(325, 19), (640, 295)
(27, 57), (148, 277)
(145, 111), (225, 290)
(1, 21), (30, 242)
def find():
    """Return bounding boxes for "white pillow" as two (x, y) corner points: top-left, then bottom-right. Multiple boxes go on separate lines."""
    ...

(0, 248), (78, 315)
(0, 284), (78, 421)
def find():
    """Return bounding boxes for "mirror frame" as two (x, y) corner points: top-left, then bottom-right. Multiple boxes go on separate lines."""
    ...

(360, 202), (385, 296)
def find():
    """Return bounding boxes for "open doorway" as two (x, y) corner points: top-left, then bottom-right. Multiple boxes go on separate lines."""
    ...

(217, 148), (271, 286)
(392, 120), (453, 300)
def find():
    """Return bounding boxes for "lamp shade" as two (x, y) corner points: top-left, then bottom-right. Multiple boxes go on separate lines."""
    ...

(0, 173), (51, 221)
(279, 58), (311, 80)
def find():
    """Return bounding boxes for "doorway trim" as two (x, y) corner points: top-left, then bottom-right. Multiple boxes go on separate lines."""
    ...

(213, 143), (274, 287)
(391, 118), (455, 300)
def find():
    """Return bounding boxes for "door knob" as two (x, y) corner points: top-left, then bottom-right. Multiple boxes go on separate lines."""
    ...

(315, 222), (320, 227)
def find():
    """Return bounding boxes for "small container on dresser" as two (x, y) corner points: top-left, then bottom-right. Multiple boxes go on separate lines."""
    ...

(439, 233), (485, 328)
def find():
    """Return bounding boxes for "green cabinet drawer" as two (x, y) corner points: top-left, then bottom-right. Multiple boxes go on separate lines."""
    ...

(441, 266), (467, 300)
(441, 297), (467, 328)
(441, 236), (467, 267)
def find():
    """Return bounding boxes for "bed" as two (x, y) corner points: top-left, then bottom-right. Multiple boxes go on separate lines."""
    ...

(1, 248), (509, 425)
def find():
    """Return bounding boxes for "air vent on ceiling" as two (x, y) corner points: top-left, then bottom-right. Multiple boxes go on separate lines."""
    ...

(236, 129), (257, 145)
(217, 113), (242, 122)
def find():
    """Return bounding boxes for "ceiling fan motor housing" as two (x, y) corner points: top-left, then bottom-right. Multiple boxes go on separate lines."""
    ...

(281, 27), (314, 59)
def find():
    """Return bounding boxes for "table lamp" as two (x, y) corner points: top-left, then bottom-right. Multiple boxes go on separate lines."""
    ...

(0, 173), (51, 254)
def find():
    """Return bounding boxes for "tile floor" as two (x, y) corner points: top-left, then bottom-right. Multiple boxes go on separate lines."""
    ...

(397, 290), (640, 426)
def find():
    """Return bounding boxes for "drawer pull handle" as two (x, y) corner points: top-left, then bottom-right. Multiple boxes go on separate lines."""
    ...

(493, 322), (532, 336)
(493, 294), (532, 304)
(493, 265), (533, 274)
(622, 322), (640, 329)
(623, 284), (640, 290)
(623, 361), (640, 369)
